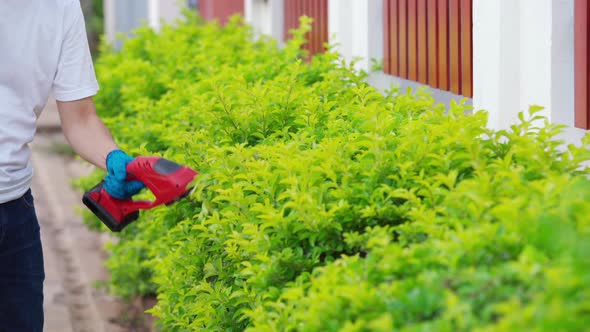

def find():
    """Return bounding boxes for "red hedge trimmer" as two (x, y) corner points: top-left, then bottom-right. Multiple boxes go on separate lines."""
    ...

(82, 157), (198, 232)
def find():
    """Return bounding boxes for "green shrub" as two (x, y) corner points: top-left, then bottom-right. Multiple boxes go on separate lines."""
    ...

(80, 12), (590, 331)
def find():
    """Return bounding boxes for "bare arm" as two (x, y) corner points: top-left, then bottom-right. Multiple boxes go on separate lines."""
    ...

(57, 96), (118, 170)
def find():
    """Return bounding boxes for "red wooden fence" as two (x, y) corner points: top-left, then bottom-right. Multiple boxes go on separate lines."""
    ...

(283, 0), (328, 56)
(198, 0), (245, 25)
(383, 0), (472, 97)
(575, 0), (590, 129)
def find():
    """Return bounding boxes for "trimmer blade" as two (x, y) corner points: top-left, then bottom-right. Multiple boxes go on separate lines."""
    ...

(165, 187), (194, 206)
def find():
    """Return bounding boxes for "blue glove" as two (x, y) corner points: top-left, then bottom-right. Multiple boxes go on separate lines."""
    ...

(103, 149), (145, 199)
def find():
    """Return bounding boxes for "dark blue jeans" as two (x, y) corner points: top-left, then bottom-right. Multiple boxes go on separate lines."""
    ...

(0, 190), (44, 332)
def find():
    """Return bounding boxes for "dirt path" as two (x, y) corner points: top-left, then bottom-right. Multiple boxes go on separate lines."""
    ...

(32, 100), (155, 332)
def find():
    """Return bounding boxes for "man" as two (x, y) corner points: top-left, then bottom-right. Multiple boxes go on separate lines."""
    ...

(0, 1), (143, 330)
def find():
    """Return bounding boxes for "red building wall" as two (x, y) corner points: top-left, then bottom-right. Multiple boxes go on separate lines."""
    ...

(198, 0), (245, 25)
(383, 0), (473, 97)
(283, 0), (328, 56)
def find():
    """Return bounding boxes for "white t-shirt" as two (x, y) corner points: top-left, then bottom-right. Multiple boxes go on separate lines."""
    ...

(0, 0), (99, 203)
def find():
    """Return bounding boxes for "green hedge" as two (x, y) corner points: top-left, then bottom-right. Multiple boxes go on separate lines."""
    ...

(79, 13), (590, 331)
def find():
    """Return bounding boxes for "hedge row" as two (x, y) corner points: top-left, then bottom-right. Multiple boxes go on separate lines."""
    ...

(78, 13), (590, 331)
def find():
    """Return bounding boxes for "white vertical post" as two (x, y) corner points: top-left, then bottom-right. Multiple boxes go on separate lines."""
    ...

(551, 0), (575, 127)
(104, 0), (116, 44)
(472, 0), (521, 130)
(328, 0), (383, 72)
(366, 0), (384, 71)
(245, 0), (284, 44)
(269, 0), (285, 43)
(328, 0), (352, 60)
(550, 0), (587, 143)
(473, 0), (581, 138)
(158, 0), (184, 26)
(245, 0), (255, 28)
(149, 0), (185, 31)
(519, 0), (552, 121)
(149, 0), (160, 30)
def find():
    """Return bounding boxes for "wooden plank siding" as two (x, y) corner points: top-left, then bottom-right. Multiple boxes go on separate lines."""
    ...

(399, 0), (408, 78)
(383, 0), (472, 97)
(390, 0), (400, 76)
(427, 0), (438, 87)
(575, 0), (590, 129)
(198, 0), (244, 25)
(460, 0), (472, 97)
(384, 0), (392, 74)
(283, 0), (329, 56)
(449, 0), (461, 95)
(418, 0), (428, 85)
(408, 0), (418, 81)
(437, 0), (450, 91)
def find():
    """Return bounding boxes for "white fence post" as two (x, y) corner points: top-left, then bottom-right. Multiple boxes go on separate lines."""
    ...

(149, 0), (185, 31)
(550, 0), (576, 128)
(472, 0), (521, 130)
(473, 0), (585, 146)
(149, 0), (160, 30)
(328, 0), (383, 72)
(245, 0), (285, 44)
(518, 0), (553, 122)
(103, 0), (149, 47)
(104, 0), (116, 44)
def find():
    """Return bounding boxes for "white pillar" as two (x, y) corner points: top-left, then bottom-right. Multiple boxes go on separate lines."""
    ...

(472, 0), (520, 130)
(551, 0), (575, 127)
(245, 0), (284, 43)
(519, 0), (552, 121)
(158, 0), (184, 26)
(473, 0), (580, 135)
(550, 0), (587, 143)
(104, 0), (116, 44)
(149, 0), (185, 31)
(149, 0), (160, 30)
(328, 0), (383, 72)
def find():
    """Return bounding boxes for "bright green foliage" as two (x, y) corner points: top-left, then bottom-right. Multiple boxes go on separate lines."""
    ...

(79, 12), (590, 331)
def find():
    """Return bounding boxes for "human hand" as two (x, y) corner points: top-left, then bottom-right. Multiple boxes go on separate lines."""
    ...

(103, 149), (145, 199)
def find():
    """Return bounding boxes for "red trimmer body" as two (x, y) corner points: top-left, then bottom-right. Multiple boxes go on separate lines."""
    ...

(82, 157), (198, 232)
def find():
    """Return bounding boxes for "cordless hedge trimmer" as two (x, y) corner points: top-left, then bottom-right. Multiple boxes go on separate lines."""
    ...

(82, 157), (198, 232)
